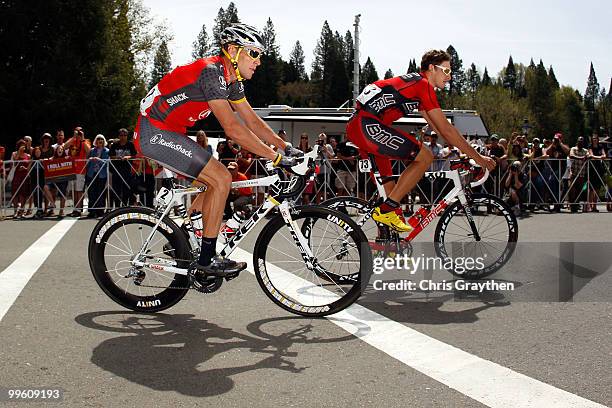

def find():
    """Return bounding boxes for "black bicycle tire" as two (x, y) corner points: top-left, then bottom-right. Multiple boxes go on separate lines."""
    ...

(88, 206), (191, 312)
(253, 206), (371, 317)
(434, 193), (518, 279)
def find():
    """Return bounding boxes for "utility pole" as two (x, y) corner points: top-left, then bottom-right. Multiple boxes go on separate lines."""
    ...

(352, 14), (361, 107)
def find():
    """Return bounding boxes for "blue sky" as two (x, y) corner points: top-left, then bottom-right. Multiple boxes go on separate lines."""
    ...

(143, 0), (611, 93)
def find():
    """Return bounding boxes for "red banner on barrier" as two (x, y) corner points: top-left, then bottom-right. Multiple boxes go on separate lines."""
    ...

(43, 157), (75, 180)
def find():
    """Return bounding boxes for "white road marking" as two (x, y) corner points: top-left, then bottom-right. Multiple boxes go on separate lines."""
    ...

(0, 220), (77, 322)
(231, 246), (605, 408)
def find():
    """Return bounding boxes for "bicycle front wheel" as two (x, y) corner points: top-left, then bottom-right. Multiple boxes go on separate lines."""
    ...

(253, 206), (371, 317)
(434, 193), (518, 279)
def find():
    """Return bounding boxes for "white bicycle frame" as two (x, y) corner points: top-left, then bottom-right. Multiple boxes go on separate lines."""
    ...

(359, 157), (490, 239)
(130, 149), (321, 276)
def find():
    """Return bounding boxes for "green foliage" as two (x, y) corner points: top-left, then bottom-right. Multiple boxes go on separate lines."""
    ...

(502, 56), (516, 92)
(278, 81), (317, 107)
(286, 41), (308, 83)
(384, 69), (394, 79)
(407, 59), (418, 73)
(466, 63), (481, 94)
(150, 40), (172, 88)
(211, 3), (240, 54)
(311, 21), (350, 107)
(192, 24), (211, 59)
(481, 67), (492, 87)
(360, 57), (379, 89)
(553, 86), (585, 144)
(245, 18), (282, 108)
(446, 45), (466, 95)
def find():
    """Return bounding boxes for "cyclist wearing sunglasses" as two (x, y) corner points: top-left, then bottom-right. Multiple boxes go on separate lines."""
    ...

(134, 23), (303, 276)
(347, 49), (496, 232)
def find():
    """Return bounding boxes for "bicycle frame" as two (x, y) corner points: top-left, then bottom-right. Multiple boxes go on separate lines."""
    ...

(130, 149), (321, 276)
(361, 155), (490, 242)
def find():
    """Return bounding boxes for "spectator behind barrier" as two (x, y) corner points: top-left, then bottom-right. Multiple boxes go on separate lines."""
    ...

(587, 134), (607, 212)
(86, 134), (110, 218)
(10, 139), (31, 218)
(568, 136), (589, 213)
(504, 160), (527, 216)
(109, 128), (137, 208)
(65, 126), (91, 217)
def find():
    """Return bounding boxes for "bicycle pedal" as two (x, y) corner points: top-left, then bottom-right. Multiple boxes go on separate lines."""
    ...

(224, 271), (240, 281)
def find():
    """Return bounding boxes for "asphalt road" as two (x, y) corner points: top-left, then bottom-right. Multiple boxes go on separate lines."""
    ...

(0, 212), (610, 407)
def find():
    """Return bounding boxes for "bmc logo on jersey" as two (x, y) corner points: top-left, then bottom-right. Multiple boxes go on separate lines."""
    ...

(365, 124), (404, 150)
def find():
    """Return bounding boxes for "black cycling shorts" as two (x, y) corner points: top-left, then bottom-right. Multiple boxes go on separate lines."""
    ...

(134, 115), (212, 180)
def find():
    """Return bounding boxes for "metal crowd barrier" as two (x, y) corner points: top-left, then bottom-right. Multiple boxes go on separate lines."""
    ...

(1, 157), (610, 219)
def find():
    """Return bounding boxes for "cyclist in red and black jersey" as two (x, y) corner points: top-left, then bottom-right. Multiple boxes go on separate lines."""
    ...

(134, 24), (302, 276)
(347, 49), (495, 232)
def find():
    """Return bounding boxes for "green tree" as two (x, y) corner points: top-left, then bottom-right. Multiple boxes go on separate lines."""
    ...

(466, 63), (481, 94)
(481, 67), (492, 87)
(472, 86), (532, 138)
(407, 59), (418, 73)
(360, 57), (379, 90)
(446, 45), (466, 95)
(278, 81), (316, 107)
(384, 69), (394, 79)
(286, 40), (308, 82)
(245, 18), (282, 107)
(311, 21), (349, 106)
(211, 3), (240, 54)
(553, 86), (584, 144)
(525, 60), (555, 138)
(150, 40), (172, 87)
(192, 23), (211, 59)
(502, 55), (516, 92)
(584, 62), (600, 133)
(344, 30), (354, 82)
(548, 66), (559, 90)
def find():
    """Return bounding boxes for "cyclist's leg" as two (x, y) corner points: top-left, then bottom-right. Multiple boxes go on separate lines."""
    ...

(388, 147), (433, 203)
(135, 116), (241, 273)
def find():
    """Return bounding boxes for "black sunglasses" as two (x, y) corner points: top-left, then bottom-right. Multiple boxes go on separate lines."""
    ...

(245, 48), (262, 60)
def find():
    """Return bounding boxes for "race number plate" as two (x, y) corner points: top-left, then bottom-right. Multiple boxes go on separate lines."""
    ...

(358, 159), (372, 173)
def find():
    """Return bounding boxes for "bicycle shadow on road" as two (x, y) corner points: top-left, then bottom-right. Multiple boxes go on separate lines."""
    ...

(356, 286), (512, 325)
(74, 311), (365, 397)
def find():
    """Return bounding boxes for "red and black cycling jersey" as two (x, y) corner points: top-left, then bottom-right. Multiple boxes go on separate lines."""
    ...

(138, 55), (245, 133)
(355, 72), (440, 125)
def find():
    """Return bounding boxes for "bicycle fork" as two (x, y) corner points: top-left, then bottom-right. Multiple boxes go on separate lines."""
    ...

(458, 192), (482, 241)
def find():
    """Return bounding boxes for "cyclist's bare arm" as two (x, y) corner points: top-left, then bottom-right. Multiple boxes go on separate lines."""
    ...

(423, 108), (495, 171)
(209, 99), (278, 160)
(232, 99), (287, 151)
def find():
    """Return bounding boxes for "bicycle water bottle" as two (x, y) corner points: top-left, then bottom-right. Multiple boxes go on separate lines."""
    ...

(220, 211), (244, 243)
(190, 212), (204, 243)
(408, 207), (429, 228)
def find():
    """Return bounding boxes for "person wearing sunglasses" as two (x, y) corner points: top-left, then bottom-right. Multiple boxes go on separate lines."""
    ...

(347, 49), (496, 232)
(134, 23), (302, 277)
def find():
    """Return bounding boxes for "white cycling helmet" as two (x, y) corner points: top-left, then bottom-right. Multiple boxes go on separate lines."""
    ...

(220, 23), (265, 51)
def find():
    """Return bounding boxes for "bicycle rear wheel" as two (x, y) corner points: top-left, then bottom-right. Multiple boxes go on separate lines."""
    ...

(434, 193), (518, 278)
(253, 206), (371, 317)
(88, 207), (191, 312)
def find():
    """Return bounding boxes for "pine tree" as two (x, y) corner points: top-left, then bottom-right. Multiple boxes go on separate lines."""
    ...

(225, 2), (240, 24)
(211, 4), (240, 54)
(407, 59), (418, 73)
(192, 24), (211, 59)
(502, 55), (516, 92)
(344, 30), (354, 83)
(585, 62), (600, 111)
(261, 17), (279, 56)
(548, 66), (559, 90)
(245, 18), (282, 107)
(466, 63), (481, 94)
(584, 62), (600, 133)
(384, 69), (394, 79)
(481, 67), (492, 86)
(446, 45), (466, 95)
(311, 21), (349, 106)
(554, 86), (585, 143)
(287, 40), (307, 82)
(150, 40), (172, 87)
(360, 57), (379, 90)
(525, 60), (555, 137)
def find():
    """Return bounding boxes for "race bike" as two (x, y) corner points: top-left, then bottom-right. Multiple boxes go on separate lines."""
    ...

(88, 147), (372, 317)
